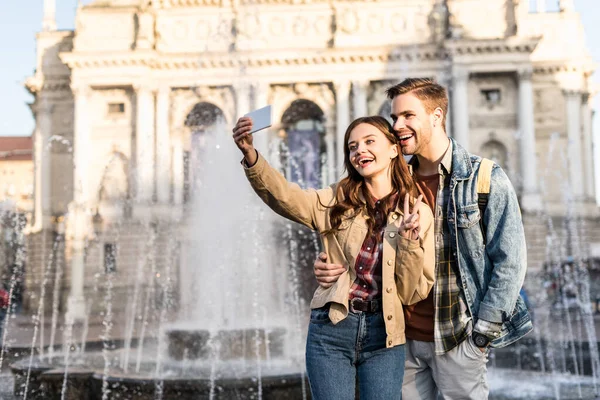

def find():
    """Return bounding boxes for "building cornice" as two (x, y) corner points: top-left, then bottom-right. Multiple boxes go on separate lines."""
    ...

(533, 61), (596, 76)
(445, 36), (541, 57)
(150, 0), (343, 7)
(59, 37), (545, 72)
(25, 77), (71, 95)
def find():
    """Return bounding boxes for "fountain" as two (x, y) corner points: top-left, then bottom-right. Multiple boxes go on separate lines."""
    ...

(6, 118), (310, 399)
(486, 132), (600, 399)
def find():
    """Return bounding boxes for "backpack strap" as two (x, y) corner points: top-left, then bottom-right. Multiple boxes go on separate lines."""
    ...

(477, 158), (494, 242)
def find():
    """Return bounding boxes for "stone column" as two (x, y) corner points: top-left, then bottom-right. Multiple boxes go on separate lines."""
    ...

(135, 86), (156, 203)
(72, 85), (91, 205)
(68, 84), (91, 321)
(436, 71), (452, 133)
(236, 83), (251, 118)
(34, 97), (52, 228)
(155, 87), (170, 204)
(251, 83), (270, 154)
(564, 90), (584, 199)
(451, 68), (470, 151)
(582, 94), (595, 200)
(517, 67), (542, 211)
(172, 133), (184, 205)
(335, 81), (351, 177)
(351, 80), (368, 120)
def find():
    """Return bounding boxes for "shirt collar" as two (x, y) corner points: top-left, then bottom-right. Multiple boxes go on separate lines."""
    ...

(407, 138), (453, 176)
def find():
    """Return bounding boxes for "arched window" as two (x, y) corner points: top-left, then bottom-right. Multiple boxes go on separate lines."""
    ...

(280, 100), (326, 189)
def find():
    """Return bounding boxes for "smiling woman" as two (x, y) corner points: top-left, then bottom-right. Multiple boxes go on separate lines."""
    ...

(232, 114), (434, 400)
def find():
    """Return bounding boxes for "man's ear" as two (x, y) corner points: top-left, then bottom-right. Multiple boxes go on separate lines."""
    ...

(432, 107), (444, 126)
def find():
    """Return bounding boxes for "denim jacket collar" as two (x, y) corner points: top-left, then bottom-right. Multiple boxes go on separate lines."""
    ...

(449, 137), (474, 181)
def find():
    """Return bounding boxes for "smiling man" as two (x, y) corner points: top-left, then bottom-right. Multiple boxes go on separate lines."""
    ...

(314, 78), (532, 399)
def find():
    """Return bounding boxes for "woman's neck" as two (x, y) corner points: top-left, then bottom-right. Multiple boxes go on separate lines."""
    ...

(364, 174), (393, 200)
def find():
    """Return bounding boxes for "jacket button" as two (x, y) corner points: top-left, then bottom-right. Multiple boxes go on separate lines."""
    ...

(389, 232), (396, 238)
(387, 260), (393, 266)
(388, 340), (392, 346)
(386, 287), (392, 293)
(392, 214), (398, 220)
(387, 315), (393, 320)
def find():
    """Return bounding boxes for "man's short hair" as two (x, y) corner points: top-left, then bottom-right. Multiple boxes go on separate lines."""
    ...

(385, 78), (448, 129)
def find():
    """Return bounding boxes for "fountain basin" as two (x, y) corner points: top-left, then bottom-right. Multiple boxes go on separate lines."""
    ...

(166, 327), (286, 361)
(10, 349), (308, 399)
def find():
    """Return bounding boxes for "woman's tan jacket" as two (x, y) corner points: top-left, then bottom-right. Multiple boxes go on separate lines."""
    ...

(244, 153), (435, 348)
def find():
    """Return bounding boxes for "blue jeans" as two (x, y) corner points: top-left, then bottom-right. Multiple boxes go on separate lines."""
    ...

(305, 305), (405, 400)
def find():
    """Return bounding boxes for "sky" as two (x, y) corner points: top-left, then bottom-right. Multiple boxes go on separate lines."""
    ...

(1, 0), (600, 201)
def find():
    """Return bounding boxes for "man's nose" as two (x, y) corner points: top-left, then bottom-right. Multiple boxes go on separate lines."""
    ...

(393, 118), (405, 132)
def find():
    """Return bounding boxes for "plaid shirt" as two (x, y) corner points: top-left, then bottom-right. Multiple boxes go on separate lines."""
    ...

(411, 142), (471, 354)
(349, 193), (398, 301)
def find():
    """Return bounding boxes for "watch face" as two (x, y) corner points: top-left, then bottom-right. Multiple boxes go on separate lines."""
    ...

(474, 334), (488, 347)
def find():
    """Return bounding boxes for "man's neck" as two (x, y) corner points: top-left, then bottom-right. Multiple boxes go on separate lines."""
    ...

(415, 135), (450, 176)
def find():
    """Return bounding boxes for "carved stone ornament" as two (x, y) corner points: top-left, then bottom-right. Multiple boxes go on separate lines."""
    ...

(339, 8), (359, 34)
(269, 17), (285, 36)
(294, 83), (309, 96)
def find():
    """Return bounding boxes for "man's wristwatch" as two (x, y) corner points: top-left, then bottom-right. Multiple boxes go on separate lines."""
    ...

(472, 331), (490, 348)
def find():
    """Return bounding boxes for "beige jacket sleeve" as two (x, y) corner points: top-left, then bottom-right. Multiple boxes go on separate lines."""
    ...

(243, 152), (333, 231)
(394, 202), (435, 305)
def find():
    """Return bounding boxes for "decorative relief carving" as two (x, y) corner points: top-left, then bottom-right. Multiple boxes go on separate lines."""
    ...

(367, 14), (384, 34)
(271, 83), (334, 125)
(292, 16), (309, 36)
(269, 17), (285, 36)
(171, 87), (233, 133)
(339, 9), (359, 34)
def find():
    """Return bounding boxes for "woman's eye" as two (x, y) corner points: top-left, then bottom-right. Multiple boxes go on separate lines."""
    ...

(366, 140), (374, 145)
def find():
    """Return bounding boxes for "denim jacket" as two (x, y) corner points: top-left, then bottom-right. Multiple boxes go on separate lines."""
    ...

(447, 138), (533, 348)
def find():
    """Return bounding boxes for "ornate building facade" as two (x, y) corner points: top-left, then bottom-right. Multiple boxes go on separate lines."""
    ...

(23, 0), (599, 319)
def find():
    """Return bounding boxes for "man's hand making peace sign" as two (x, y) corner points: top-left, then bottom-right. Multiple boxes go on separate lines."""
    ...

(399, 194), (423, 241)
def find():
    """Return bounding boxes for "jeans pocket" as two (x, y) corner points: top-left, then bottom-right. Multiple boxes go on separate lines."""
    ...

(309, 305), (331, 325)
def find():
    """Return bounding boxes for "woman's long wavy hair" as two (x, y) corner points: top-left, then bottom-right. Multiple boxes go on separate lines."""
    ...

(324, 116), (418, 235)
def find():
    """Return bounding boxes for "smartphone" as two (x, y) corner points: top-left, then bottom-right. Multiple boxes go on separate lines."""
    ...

(244, 105), (272, 134)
